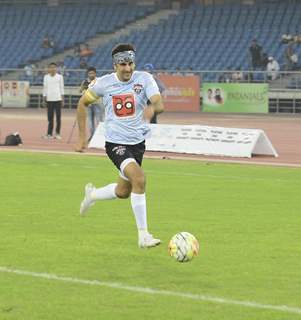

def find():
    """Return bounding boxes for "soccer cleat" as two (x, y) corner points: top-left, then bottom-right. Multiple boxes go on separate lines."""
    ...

(138, 232), (161, 248)
(80, 183), (96, 216)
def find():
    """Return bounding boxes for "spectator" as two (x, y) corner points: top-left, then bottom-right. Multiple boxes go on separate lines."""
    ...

(42, 36), (50, 48)
(42, 35), (54, 49)
(291, 52), (299, 70)
(143, 63), (166, 124)
(74, 44), (81, 57)
(79, 57), (88, 69)
(285, 42), (295, 70)
(24, 63), (34, 77)
(249, 39), (262, 69)
(80, 43), (94, 57)
(58, 61), (69, 77)
(266, 57), (280, 81)
(231, 68), (243, 82)
(80, 67), (104, 141)
(261, 52), (269, 68)
(43, 62), (64, 140)
(218, 67), (232, 83)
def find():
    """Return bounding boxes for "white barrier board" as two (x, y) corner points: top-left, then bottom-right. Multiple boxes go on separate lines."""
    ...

(89, 123), (278, 158)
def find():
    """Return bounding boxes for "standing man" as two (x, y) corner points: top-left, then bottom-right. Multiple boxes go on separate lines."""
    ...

(43, 62), (64, 139)
(143, 63), (165, 124)
(76, 43), (164, 248)
(249, 39), (262, 70)
(80, 67), (104, 141)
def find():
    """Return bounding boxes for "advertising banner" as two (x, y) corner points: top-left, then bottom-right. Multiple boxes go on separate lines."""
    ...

(1, 81), (30, 108)
(202, 83), (268, 113)
(89, 123), (278, 158)
(157, 74), (200, 112)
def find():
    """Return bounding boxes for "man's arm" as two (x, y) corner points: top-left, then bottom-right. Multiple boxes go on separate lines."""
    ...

(79, 80), (87, 94)
(43, 75), (47, 107)
(76, 89), (99, 151)
(143, 94), (164, 122)
(60, 75), (65, 107)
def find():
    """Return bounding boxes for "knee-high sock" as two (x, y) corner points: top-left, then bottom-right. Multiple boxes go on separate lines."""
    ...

(130, 193), (147, 231)
(91, 183), (117, 201)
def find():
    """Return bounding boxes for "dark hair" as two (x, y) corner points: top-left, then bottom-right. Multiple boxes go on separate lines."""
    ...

(48, 62), (57, 67)
(87, 66), (96, 73)
(111, 43), (135, 56)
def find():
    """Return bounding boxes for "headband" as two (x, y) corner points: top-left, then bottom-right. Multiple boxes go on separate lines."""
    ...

(113, 50), (135, 64)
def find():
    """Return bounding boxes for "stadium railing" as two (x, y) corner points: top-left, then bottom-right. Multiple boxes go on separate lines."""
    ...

(0, 68), (301, 113)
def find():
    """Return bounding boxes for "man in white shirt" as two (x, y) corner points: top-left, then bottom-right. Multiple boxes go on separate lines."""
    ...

(43, 62), (64, 139)
(267, 57), (280, 81)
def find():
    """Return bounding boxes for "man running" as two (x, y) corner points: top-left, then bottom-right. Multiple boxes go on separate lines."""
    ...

(76, 43), (164, 248)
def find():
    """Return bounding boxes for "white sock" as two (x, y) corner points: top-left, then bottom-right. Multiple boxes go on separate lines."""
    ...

(130, 193), (148, 232)
(91, 183), (117, 201)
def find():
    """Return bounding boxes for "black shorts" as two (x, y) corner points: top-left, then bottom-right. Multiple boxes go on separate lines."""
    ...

(105, 141), (145, 171)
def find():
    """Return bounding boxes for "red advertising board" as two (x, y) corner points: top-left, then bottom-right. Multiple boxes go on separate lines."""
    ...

(157, 74), (200, 112)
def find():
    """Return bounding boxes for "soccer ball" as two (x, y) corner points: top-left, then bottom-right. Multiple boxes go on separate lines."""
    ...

(168, 232), (199, 262)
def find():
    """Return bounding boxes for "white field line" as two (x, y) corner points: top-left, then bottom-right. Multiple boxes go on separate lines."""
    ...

(1, 147), (301, 168)
(0, 266), (300, 315)
(40, 163), (301, 183)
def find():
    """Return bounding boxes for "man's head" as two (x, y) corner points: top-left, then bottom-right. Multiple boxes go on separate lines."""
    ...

(144, 63), (154, 73)
(112, 43), (136, 82)
(268, 56), (274, 62)
(215, 88), (221, 95)
(87, 66), (97, 80)
(48, 62), (57, 75)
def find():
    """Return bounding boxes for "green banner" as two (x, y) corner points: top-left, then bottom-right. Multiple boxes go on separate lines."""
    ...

(202, 83), (269, 113)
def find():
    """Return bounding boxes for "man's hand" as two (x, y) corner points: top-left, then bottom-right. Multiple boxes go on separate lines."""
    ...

(143, 94), (164, 122)
(42, 98), (47, 108)
(61, 98), (65, 108)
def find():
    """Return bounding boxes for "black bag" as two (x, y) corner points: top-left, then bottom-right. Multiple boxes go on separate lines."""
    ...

(4, 133), (23, 146)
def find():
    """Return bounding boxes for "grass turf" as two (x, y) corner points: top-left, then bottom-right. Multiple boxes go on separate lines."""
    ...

(0, 151), (300, 320)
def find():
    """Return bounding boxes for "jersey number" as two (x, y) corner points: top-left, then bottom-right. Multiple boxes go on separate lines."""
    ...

(112, 94), (135, 118)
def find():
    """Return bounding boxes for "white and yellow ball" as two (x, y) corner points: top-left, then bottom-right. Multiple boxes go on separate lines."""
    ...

(168, 232), (199, 262)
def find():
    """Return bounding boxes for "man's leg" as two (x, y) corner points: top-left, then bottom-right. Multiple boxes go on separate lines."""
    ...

(122, 161), (160, 248)
(55, 101), (61, 135)
(87, 106), (94, 139)
(47, 102), (54, 136)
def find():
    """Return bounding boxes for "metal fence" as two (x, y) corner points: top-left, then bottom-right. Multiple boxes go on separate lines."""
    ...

(1, 68), (301, 113)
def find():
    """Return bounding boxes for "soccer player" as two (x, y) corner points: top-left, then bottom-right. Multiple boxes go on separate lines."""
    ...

(76, 43), (164, 248)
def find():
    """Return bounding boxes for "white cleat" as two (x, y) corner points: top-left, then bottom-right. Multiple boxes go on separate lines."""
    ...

(80, 183), (95, 216)
(138, 232), (161, 248)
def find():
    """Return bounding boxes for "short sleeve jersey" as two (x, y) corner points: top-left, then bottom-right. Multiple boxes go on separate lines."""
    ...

(89, 71), (160, 145)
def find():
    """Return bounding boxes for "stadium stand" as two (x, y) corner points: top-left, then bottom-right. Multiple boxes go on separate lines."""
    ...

(1, 1), (301, 85)
(74, 1), (301, 82)
(0, 4), (155, 69)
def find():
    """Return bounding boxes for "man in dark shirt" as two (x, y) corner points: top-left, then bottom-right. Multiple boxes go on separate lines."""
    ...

(249, 39), (262, 69)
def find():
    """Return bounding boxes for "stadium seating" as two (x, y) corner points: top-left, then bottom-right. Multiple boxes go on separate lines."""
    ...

(0, 4), (155, 69)
(1, 2), (301, 85)
(81, 1), (301, 82)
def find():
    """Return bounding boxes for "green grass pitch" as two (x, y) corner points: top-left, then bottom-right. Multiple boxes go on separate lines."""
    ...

(0, 151), (300, 320)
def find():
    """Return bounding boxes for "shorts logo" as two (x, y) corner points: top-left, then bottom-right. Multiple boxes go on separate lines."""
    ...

(112, 94), (135, 117)
(112, 146), (126, 156)
(133, 83), (143, 94)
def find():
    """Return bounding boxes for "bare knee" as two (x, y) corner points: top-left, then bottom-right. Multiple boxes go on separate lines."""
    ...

(131, 174), (145, 191)
(115, 184), (131, 199)
(123, 162), (146, 194)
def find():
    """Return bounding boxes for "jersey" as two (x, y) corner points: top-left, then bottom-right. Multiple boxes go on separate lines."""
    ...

(88, 71), (160, 145)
